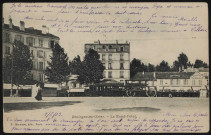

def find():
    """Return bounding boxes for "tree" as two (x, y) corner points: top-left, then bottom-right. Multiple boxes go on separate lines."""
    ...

(156, 60), (170, 72)
(130, 58), (148, 78)
(148, 63), (155, 72)
(171, 60), (180, 72)
(45, 43), (70, 84)
(3, 40), (33, 86)
(178, 52), (188, 69)
(69, 55), (82, 75)
(203, 62), (208, 68)
(77, 49), (105, 84)
(194, 59), (208, 68)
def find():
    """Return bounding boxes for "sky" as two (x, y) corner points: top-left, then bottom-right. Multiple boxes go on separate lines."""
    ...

(3, 2), (209, 66)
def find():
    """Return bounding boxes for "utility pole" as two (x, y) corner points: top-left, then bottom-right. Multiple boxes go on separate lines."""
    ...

(10, 43), (14, 97)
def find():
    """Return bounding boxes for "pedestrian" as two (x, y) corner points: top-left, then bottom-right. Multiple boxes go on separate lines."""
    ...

(35, 83), (42, 101)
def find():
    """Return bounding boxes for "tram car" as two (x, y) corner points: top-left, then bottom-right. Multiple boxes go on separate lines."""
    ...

(84, 80), (158, 97)
(83, 80), (202, 97)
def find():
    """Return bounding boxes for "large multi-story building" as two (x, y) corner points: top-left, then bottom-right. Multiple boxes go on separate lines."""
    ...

(2, 17), (60, 82)
(84, 40), (130, 82)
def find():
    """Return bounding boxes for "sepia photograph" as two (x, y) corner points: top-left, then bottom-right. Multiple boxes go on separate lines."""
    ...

(2, 2), (209, 133)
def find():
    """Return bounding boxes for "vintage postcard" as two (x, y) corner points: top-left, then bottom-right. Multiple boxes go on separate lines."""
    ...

(2, 2), (209, 133)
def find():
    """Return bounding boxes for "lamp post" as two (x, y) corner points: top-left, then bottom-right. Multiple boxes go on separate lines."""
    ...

(10, 43), (14, 97)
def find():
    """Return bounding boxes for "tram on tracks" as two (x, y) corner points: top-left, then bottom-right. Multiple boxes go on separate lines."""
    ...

(81, 80), (202, 97)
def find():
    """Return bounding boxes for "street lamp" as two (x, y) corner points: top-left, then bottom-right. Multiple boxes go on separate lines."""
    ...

(10, 42), (15, 97)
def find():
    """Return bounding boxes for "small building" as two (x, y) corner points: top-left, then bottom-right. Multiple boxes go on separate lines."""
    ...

(132, 72), (208, 91)
(67, 75), (87, 96)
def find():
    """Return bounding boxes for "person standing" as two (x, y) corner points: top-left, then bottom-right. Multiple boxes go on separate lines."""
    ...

(35, 83), (42, 101)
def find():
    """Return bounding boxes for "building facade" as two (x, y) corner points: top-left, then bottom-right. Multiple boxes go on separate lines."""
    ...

(85, 40), (130, 82)
(131, 72), (208, 91)
(2, 17), (60, 82)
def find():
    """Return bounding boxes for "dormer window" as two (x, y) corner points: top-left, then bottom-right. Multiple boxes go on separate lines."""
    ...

(120, 46), (124, 52)
(102, 45), (105, 49)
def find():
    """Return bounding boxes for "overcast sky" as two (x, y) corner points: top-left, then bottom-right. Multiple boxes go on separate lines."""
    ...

(3, 3), (209, 66)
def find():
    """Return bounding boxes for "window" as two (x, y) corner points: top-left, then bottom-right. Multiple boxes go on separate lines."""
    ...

(39, 73), (43, 82)
(108, 54), (112, 60)
(5, 46), (10, 54)
(33, 61), (36, 69)
(102, 63), (105, 68)
(199, 80), (202, 85)
(5, 33), (11, 43)
(26, 37), (35, 46)
(120, 54), (124, 60)
(39, 39), (44, 47)
(170, 79), (173, 85)
(108, 71), (112, 78)
(72, 83), (76, 88)
(92, 46), (95, 50)
(160, 80), (163, 85)
(120, 46), (124, 52)
(50, 40), (55, 48)
(108, 63), (112, 69)
(120, 71), (124, 78)
(184, 79), (188, 85)
(120, 63), (124, 69)
(15, 35), (24, 43)
(30, 50), (34, 57)
(103, 71), (106, 78)
(102, 45), (105, 49)
(176, 79), (180, 85)
(37, 50), (44, 58)
(109, 45), (112, 49)
(102, 54), (105, 60)
(39, 62), (44, 70)
(192, 80), (195, 86)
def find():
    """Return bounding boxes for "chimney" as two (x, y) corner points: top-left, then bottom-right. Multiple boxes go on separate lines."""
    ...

(9, 16), (12, 29)
(42, 25), (47, 34)
(116, 40), (118, 44)
(20, 21), (25, 31)
(153, 72), (156, 79)
(98, 40), (100, 44)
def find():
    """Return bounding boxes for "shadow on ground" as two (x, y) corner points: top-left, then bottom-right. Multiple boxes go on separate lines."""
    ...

(4, 101), (82, 112)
